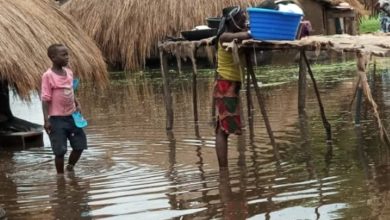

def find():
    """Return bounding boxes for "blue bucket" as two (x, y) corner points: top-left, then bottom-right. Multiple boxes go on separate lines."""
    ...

(247, 7), (302, 41)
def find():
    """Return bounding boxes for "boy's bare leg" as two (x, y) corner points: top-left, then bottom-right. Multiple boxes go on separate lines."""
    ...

(68, 150), (83, 166)
(216, 128), (229, 168)
(55, 156), (65, 174)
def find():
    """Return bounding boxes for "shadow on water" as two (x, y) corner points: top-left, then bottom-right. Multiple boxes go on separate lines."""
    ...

(2, 65), (390, 219)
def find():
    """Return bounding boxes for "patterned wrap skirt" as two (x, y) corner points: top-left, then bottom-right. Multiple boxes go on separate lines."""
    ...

(213, 79), (242, 135)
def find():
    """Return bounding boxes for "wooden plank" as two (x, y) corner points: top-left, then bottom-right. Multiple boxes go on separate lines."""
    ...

(2, 131), (41, 137)
(0, 131), (43, 148)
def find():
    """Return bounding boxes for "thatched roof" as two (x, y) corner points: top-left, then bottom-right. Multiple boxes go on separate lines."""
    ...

(62, 0), (271, 71)
(62, 0), (365, 71)
(0, 0), (108, 99)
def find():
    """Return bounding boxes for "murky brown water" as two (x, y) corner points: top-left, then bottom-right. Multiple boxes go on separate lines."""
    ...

(1, 66), (390, 219)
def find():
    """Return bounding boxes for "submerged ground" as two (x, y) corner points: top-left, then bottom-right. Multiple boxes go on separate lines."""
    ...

(1, 59), (390, 219)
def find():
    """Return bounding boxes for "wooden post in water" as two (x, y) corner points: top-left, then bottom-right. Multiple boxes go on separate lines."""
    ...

(211, 71), (217, 128)
(246, 61), (254, 142)
(159, 50), (174, 131)
(298, 50), (307, 114)
(302, 51), (332, 142)
(355, 85), (363, 125)
(355, 52), (390, 146)
(190, 55), (199, 124)
(245, 51), (278, 159)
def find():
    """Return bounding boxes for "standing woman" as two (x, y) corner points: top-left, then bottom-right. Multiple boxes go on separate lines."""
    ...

(213, 6), (251, 169)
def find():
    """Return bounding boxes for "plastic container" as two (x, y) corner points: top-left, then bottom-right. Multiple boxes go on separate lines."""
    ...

(73, 78), (80, 91)
(247, 7), (302, 41)
(72, 111), (88, 128)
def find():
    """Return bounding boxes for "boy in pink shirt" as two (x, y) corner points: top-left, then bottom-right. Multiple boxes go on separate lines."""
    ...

(41, 44), (87, 174)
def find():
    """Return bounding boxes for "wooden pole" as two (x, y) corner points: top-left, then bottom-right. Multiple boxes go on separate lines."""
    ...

(159, 50), (174, 131)
(355, 86), (363, 125)
(245, 51), (278, 158)
(302, 51), (332, 142)
(190, 56), (199, 124)
(349, 76), (361, 111)
(354, 58), (376, 126)
(246, 63), (254, 142)
(298, 50), (307, 114)
(211, 71), (218, 128)
(356, 52), (390, 146)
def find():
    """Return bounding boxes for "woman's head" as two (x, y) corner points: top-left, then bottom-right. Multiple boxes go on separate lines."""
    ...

(222, 6), (247, 32)
(212, 6), (247, 45)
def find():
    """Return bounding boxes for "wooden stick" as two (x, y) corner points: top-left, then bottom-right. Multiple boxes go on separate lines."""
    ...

(302, 51), (332, 142)
(298, 49), (307, 114)
(355, 86), (363, 125)
(349, 76), (361, 111)
(159, 50), (174, 131)
(247, 61), (254, 142)
(190, 52), (199, 124)
(211, 71), (217, 128)
(356, 52), (390, 147)
(231, 40), (247, 128)
(245, 51), (279, 159)
(176, 55), (182, 75)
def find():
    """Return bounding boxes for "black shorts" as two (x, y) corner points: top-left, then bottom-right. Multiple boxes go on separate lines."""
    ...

(49, 116), (87, 156)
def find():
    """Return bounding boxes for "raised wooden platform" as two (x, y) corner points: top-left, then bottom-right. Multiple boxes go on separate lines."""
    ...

(158, 33), (390, 147)
(0, 131), (43, 148)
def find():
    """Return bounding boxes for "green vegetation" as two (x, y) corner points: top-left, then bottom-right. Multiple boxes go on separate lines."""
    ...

(359, 16), (380, 34)
(109, 57), (390, 86)
(254, 61), (357, 84)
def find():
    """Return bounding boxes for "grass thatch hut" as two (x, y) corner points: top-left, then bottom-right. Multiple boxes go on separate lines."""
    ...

(0, 0), (108, 134)
(62, 0), (365, 72)
(300, 0), (367, 35)
(62, 0), (268, 71)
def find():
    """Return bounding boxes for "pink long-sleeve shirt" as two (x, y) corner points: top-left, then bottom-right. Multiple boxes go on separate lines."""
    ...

(41, 68), (76, 116)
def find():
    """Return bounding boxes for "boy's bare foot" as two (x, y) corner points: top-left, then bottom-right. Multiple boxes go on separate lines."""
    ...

(66, 164), (74, 172)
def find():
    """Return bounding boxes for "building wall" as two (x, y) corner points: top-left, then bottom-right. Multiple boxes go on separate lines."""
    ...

(301, 1), (326, 35)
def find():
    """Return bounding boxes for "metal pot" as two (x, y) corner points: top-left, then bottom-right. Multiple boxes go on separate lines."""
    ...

(206, 17), (222, 29)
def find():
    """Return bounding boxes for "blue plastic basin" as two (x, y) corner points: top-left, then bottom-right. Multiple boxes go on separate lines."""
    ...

(247, 7), (302, 41)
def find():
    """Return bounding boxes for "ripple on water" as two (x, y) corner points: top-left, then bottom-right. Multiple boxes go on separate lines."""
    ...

(2, 74), (390, 219)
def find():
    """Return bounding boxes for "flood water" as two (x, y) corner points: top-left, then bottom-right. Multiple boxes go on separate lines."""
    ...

(1, 63), (390, 219)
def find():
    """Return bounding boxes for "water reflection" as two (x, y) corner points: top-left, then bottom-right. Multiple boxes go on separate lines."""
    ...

(219, 170), (248, 219)
(53, 174), (91, 219)
(354, 125), (390, 219)
(2, 68), (390, 219)
(0, 150), (17, 219)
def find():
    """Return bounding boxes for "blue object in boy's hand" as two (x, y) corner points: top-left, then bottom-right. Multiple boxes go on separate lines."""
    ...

(72, 111), (88, 128)
(73, 78), (80, 91)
